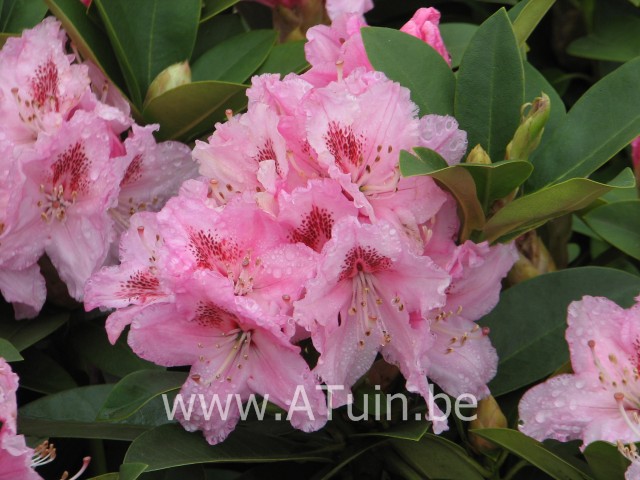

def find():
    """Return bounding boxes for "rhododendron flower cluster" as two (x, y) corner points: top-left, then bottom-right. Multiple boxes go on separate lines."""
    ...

(519, 295), (640, 447)
(86, 7), (516, 444)
(0, 19), (196, 318)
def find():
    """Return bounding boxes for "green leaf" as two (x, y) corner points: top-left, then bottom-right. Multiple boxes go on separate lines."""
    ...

(71, 322), (163, 378)
(439, 23), (477, 69)
(142, 81), (247, 141)
(191, 14), (245, 63)
(583, 441), (631, 480)
(483, 173), (635, 243)
(400, 150), (485, 240)
(0, 0), (47, 33)
(124, 423), (333, 471)
(93, 0), (201, 106)
(528, 57), (640, 190)
(11, 348), (77, 393)
(391, 434), (486, 480)
(0, 312), (67, 351)
(464, 161), (533, 211)
(256, 40), (308, 76)
(0, 338), (22, 361)
(583, 200), (640, 260)
(44, 0), (133, 115)
(120, 463), (149, 480)
(352, 413), (430, 441)
(192, 30), (276, 84)
(401, 148), (533, 212)
(484, 267), (640, 396)
(98, 370), (188, 422)
(455, 8), (524, 162)
(471, 429), (589, 480)
(511, 0), (555, 47)
(19, 385), (170, 441)
(568, 1), (640, 62)
(200, 0), (240, 23)
(362, 26), (455, 115)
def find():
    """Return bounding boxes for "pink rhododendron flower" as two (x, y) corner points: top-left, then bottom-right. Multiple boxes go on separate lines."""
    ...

(325, 0), (373, 21)
(425, 241), (517, 399)
(294, 217), (451, 429)
(0, 358), (42, 480)
(20, 111), (129, 300)
(519, 295), (640, 447)
(400, 7), (451, 66)
(110, 124), (196, 242)
(304, 6), (450, 86)
(0, 18), (90, 144)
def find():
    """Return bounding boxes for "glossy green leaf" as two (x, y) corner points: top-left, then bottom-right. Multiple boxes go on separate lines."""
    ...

(583, 441), (631, 480)
(511, 0), (555, 47)
(455, 8), (524, 162)
(120, 463), (149, 480)
(352, 413), (430, 441)
(256, 40), (308, 76)
(93, 0), (201, 106)
(391, 434), (486, 480)
(471, 429), (589, 479)
(484, 267), (640, 396)
(401, 148), (533, 212)
(71, 322), (163, 378)
(192, 30), (276, 83)
(124, 424), (333, 471)
(464, 161), (533, 210)
(528, 57), (640, 190)
(200, 0), (240, 23)
(439, 23), (477, 69)
(98, 370), (188, 422)
(19, 385), (170, 441)
(0, 312), (67, 351)
(142, 81), (247, 141)
(583, 200), (640, 260)
(362, 26), (455, 115)
(568, 1), (640, 62)
(484, 172), (635, 243)
(0, 338), (22, 361)
(400, 150), (485, 240)
(1, 0), (47, 33)
(191, 14), (245, 63)
(11, 348), (77, 393)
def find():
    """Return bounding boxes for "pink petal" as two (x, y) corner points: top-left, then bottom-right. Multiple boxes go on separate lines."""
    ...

(418, 115), (468, 165)
(0, 263), (46, 319)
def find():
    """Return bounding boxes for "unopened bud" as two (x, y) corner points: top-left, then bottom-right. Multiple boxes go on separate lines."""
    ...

(466, 144), (492, 164)
(469, 395), (508, 453)
(145, 61), (191, 105)
(506, 93), (551, 161)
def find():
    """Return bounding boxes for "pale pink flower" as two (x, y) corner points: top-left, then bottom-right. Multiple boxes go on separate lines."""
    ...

(84, 211), (174, 343)
(277, 178), (358, 252)
(21, 111), (129, 300)
(157, 191), (318, 328)
(419, 115), (468, 165)
(303, 13), (371, 87)
(400, 7), (451, 66)
(425, 241), (517, 399)
(193, 104), (289, 208)
(0, 358), (42, 480)
(519, 295), (640, 447)
(303, 69), (449, 236)
(325, 0), (373, 21)
(0, 18), (90, 144)
(110, 124), (196, 240)
(126, 273), (327, 444)
(294, 217), (451, 429)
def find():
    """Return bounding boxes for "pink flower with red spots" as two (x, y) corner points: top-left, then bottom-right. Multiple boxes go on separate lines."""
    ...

(519, 295), (640, 447)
